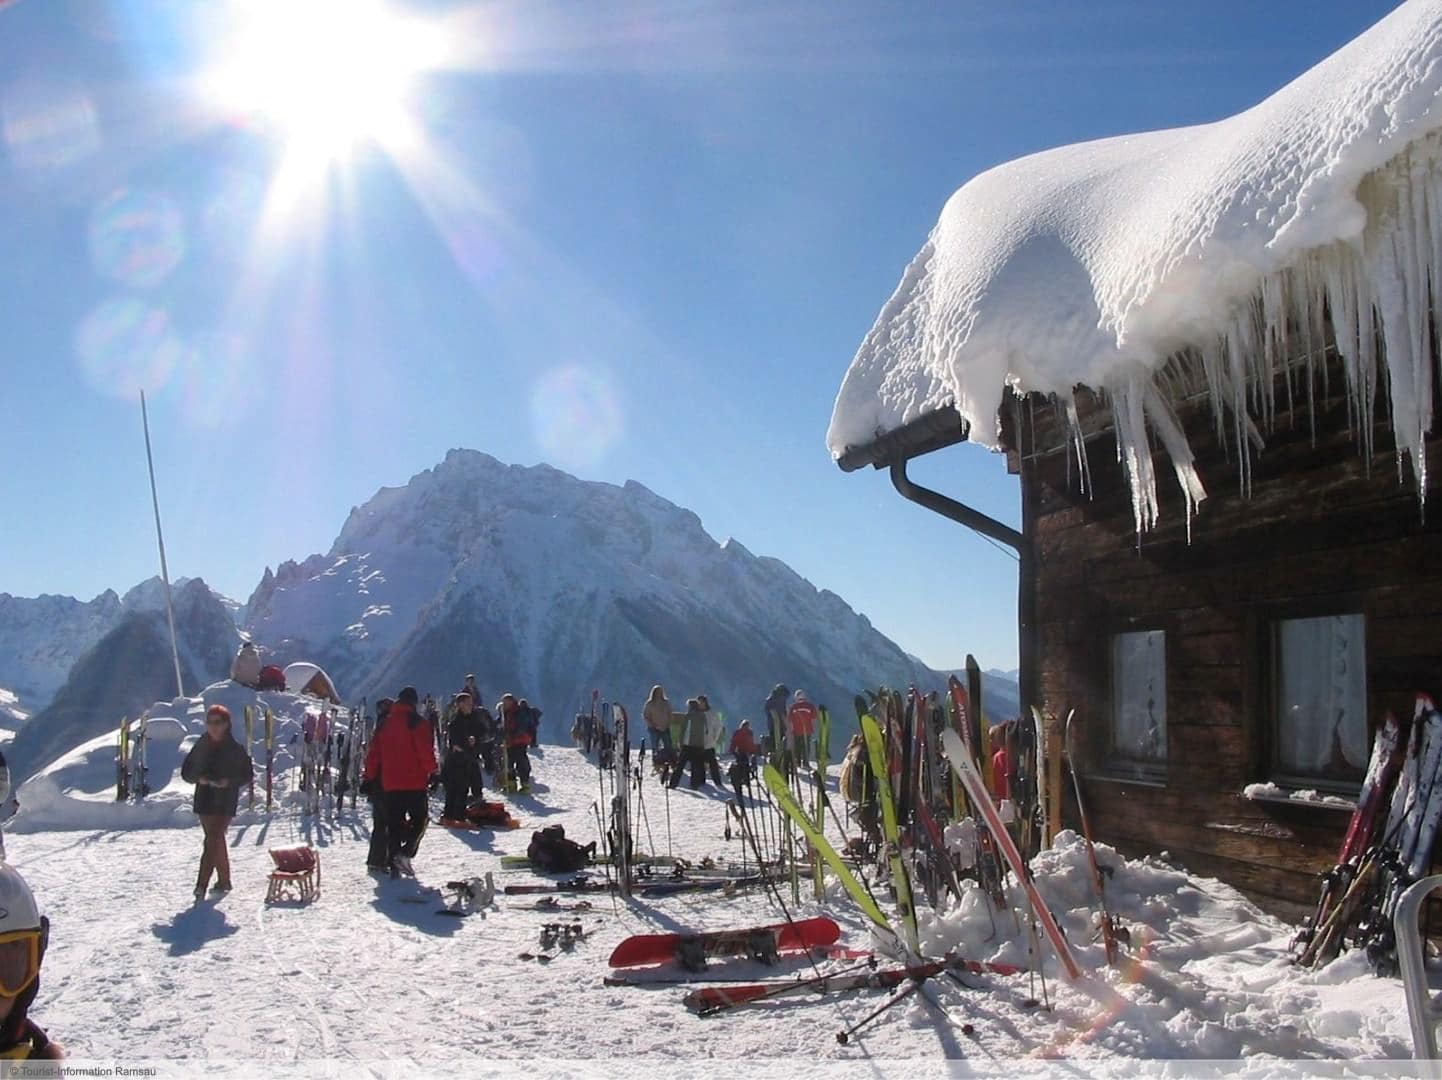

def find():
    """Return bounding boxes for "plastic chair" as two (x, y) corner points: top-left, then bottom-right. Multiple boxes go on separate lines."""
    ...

(1396, 873), (1442, 1062)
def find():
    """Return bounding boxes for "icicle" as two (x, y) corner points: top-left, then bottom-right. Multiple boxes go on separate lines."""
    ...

(1064, 393), (1092, 497)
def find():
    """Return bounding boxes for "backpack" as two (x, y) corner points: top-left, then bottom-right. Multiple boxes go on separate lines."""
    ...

(258, 665), (286, 691)
(527, 824), (590, 873)
(839, 737), (870, 803)
(466, 799), (518, 828)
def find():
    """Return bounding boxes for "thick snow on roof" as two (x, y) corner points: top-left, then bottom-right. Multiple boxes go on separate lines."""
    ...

(829, 0), (1442, 531)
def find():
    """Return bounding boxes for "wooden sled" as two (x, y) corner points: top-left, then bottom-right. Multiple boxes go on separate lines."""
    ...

(266, 845), (320, 903)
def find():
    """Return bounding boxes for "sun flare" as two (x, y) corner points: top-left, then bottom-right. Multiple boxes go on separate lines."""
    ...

(205, 0), (445, 168)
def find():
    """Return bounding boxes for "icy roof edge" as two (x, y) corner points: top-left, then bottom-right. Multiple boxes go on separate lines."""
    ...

(828, 0), (1442, 531)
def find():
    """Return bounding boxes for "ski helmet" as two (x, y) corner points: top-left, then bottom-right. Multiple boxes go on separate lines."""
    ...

(0, 868), (39, 935)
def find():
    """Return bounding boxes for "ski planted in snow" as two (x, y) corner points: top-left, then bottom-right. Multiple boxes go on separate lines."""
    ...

(859, 709), (920, 957)
(940, 727), (1082, 981)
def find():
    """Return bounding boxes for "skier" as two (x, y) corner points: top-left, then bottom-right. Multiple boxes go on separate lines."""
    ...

(363, 687), (438, 878)
(990, 723), (1012, 800)
(442, 692), (486, 820)
(181, 704), (255, 899)
(698, 695), (725, 786)
(230, 641), (261, 688)
(495, 694), (534, 792)
(361, 698), (394, 871)
(0, 866), (63, 1061)
(518, 698), (542, 746)
(669, 698), (712, 790)
(786, 690), (818, 776)
(728, 718), (759, 795)
(643, 685), (675, 779)
(462, 673), (482, 704)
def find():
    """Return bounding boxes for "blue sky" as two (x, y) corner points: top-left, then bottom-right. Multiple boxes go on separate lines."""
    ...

(0, 0), (1399, 672)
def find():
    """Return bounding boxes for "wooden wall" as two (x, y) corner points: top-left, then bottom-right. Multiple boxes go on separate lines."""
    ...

(1012, 376), (1442, 918)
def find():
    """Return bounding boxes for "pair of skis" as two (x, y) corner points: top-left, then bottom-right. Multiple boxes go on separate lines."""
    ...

(682, 952), (1024, 1014)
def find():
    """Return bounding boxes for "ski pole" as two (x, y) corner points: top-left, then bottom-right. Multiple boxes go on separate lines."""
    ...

(664, 774), (673, 859)
(836, 977), (926, 1045)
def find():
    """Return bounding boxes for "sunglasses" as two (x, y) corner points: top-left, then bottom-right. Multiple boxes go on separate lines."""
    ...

(0, 929), (42, 997)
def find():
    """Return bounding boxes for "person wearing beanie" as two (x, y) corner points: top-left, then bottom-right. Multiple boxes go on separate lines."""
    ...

(181, 704), (255, 899)
(0, 865), (62, 1060)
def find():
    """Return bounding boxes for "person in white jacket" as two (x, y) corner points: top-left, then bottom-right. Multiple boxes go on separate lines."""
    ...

(230, 642), (261, 688)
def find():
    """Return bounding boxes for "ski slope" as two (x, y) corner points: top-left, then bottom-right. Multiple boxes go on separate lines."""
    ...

(3, 708), (1417, 1074)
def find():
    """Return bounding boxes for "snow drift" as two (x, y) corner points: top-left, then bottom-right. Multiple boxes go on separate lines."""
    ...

(828, 0), (1442, 533)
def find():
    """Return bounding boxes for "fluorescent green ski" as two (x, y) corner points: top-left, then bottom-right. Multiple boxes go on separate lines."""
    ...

(761, 764), (891, 934)
(812, 706), (830, 901)
(860, 711), (920, 956)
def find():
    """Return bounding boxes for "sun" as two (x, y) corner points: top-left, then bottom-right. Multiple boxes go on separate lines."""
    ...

(205, 0), (445, 168)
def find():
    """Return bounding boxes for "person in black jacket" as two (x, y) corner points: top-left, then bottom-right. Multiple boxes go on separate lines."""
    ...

(181, 704), (255, 900)
(362, 699), (394, 871)
(441, 692), (485, 820)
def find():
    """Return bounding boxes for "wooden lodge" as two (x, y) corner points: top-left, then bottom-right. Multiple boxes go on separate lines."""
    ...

(1001, 359), (1442, 917)
(837, 322), (1441, 918)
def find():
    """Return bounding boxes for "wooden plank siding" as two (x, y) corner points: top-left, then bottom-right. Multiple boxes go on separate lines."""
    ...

(1014, 367), (1442, 917)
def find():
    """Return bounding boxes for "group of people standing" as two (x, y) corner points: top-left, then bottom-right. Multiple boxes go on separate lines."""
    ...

(636, 683), (822, 796)
(183, 675), (545, 885)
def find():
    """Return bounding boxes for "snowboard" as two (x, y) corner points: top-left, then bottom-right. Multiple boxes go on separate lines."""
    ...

(608, 916), (841, 970)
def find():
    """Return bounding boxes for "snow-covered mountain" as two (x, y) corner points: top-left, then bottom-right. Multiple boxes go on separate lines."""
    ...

(0, 590), (122, 715)
(245, 449), (945, 726)
(7, 578), (238, 780)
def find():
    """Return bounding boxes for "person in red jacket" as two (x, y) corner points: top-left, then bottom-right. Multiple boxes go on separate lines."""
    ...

(363, 686), (437, 878)
(496, 693), (534, 792)
(786, 690), (818, 776)
(727, 719), (760, 796)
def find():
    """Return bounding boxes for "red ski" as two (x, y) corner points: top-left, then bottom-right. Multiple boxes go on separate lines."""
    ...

(941, 728), (1083, 981)
(608, 917), (840, 971)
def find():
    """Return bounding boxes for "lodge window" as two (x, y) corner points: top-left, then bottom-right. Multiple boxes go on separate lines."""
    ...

(1271, 613), (1368, 790)
(1109, 630), (1167, 778)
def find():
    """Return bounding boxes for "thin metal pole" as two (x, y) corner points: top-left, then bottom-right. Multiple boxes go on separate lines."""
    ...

(140, 391), (184, 699)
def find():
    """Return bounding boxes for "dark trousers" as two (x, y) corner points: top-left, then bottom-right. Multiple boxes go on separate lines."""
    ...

(507, 744), (532, 786)
(384, 790), (428, 862)
(670, 747), (714, 789)
(366, 798), (390, 868)
(442, 752), (483, 818)
(196, 814), (233, 890)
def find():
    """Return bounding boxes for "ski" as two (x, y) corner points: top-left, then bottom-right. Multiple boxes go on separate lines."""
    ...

(684, 953), (1025, 1013)
(1030, 707), (1050, 853)
(135, 712), (150, 799)
(614, 703), (633, 898)
(760, 764), (892, 932)
(1291, 710), (1401, 960)
(859, 709), (921, 956)
(1064, 710), (1121, 965)
(503, 879), (617, 896)
(940, 727), (1083, 981)
(608, 916), (841, 971)
(264, 706), (274, 812)
(244, 706), (256, 810)
(116, 715), (129, 801)
(639, 876), (771, 898)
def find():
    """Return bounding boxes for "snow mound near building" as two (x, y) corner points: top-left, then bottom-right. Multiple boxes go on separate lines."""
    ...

(829, 0), (1442, 531)
(11, 681), (335, 832)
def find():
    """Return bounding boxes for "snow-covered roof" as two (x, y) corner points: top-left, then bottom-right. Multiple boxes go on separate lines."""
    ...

(828, 0), (1442, 531)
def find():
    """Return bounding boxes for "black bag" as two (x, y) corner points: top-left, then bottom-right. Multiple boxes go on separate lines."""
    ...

(527, 824), (590, 873)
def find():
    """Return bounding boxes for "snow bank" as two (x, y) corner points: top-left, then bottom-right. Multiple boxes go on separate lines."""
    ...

(828, 0), (1442, 533)
(922, 830), (1409, 1058)
(11, 681), (334, 832)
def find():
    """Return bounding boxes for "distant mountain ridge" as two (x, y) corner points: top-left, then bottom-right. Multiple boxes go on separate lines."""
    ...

(3, 449), (1019, 776)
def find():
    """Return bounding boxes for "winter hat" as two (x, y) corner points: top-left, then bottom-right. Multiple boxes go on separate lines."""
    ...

(455, 691), (472, 703)
(772, 684), (788, 695)
(397, 687), (419, 706)
(206, 704), (232, 724)
(793, 690), (808, 703)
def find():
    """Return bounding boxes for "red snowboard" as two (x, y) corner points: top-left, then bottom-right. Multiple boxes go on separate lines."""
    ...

(608, 916), (840, 970)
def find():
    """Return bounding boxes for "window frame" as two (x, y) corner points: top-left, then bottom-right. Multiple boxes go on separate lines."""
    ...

(1267, 609), (1370, 795)
(1104, 626), (1170, 783)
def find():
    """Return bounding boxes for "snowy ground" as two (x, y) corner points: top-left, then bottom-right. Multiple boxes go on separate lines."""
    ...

(0, 688), (1424, 1077)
